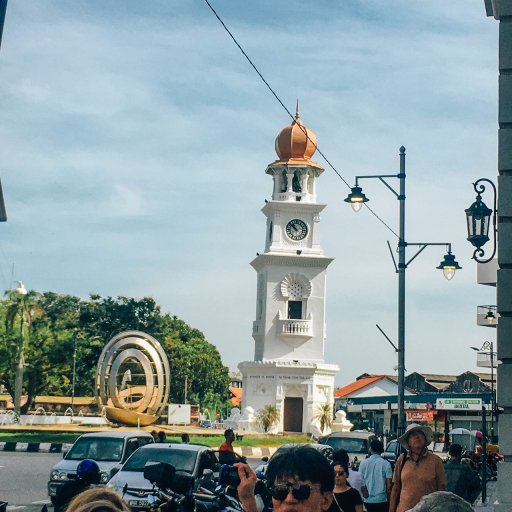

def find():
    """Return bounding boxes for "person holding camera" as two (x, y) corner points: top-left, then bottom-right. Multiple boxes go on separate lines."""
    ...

(235, 445), (335, 512)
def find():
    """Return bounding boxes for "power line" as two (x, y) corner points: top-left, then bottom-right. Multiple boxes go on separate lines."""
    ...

(202, 0), (399, 240)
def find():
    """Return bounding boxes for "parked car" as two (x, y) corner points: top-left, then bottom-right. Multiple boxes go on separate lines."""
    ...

(381, 439), (398, 468)
(108, 443), (220, 510)
(255, 443), (334, 477)
(318, 431), (376, 469)
(48, 431), (154, 504)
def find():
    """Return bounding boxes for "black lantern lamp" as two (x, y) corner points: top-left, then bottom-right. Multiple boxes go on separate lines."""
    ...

(436, 249), (462, 281)
(465, 178), (497, 263)
(344, 184), (368, 212)
(485, 309), (496, 323)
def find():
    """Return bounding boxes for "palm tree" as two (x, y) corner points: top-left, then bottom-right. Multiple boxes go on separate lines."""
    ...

(5, 283), (43, 414)
(257, 404), (280, 433)
(314, 402), (334, 435)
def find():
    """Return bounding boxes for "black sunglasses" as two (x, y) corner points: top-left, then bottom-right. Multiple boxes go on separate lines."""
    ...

(269, 483), (313, 501)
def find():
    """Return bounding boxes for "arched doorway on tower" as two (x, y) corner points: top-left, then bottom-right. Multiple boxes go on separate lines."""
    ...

(283, 396), (303, 432)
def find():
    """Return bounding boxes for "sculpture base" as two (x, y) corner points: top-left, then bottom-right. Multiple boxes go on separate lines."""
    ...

(104, 406), (158, 427)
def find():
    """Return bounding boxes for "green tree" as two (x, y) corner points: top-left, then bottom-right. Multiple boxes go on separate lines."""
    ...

(314, 402), (334, 435)
(160, 315), (230, 407)
(2, 285), (44, 413)
(257, 404), (280, 433)
(0, 291), (231, 413)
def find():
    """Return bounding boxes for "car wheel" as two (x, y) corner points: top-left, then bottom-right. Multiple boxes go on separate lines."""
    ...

(50, 497), (58, 506)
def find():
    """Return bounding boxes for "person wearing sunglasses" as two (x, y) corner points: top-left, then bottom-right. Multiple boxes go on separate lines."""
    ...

(238, 445), (334, 512)
(327, 462), (363, 512)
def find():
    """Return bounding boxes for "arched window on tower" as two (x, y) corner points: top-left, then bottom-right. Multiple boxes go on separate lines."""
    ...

(307, 172), (314, 194)
(281, 273), (311, 321)
(292, 171), (302, 193)
(281, 171), (288, 192)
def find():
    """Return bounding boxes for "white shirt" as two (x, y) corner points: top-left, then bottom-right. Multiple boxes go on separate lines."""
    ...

(347, 469), (363, 494)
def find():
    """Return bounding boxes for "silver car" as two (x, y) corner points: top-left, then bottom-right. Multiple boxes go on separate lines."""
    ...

(318, 431), (376, 469)
(108, 443), (219, 510)
(48, 431), (153, 504)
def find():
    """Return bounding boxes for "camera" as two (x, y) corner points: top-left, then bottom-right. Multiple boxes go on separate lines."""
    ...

(144, 462), (175, 489)
(219, 464), (241, 487)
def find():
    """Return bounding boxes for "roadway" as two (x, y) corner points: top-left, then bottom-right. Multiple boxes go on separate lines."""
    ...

(1, 452), (497, 512)
(0, 452), (263, 512)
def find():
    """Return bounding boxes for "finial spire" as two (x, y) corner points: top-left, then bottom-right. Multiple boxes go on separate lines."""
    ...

(295, 99), (300, 120)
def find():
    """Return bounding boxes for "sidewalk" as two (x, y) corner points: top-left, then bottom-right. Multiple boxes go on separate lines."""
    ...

(474, 481), (497, 511)
(0, 440), (279, 458)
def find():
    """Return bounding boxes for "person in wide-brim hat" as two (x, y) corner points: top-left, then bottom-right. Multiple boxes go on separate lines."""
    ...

(398, 423), (433, 450)
(389, 423), (446, 512)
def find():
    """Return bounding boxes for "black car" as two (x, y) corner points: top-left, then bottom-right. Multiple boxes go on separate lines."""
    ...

(108, 443), (219, 510)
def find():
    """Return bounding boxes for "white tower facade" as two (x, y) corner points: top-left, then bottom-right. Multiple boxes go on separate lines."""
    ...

(239, 110), (339, 434)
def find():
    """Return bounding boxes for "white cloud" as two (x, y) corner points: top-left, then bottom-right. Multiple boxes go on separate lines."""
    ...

(0, 0), (499, 386)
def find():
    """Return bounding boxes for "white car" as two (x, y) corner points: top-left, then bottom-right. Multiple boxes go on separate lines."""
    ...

(48, 431), (153, 504)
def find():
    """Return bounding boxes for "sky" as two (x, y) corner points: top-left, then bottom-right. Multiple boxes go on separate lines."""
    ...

(0, 1), (499, 387)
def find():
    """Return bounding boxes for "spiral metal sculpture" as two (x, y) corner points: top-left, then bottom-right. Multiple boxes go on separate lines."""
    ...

(96, 330), (170, 418)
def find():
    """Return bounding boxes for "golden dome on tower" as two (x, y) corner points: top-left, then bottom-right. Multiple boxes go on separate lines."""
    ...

(274, 102), (319, 166)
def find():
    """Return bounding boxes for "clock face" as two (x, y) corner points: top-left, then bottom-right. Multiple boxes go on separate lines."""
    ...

(285, 219), (308, 241)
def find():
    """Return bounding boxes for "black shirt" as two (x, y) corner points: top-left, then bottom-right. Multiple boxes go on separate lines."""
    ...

(445, 460), (481, 504)
(328, 487), (363, 512)
(54, 481), (90, 512)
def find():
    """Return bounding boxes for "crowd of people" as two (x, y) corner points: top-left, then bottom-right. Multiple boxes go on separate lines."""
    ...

(235, 423), (481, 512)
(53, 424), (485, 512)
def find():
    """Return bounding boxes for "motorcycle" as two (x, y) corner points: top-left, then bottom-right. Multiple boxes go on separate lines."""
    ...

(138, 462), (246, 512)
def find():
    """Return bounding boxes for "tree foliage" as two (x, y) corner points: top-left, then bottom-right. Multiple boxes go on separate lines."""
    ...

(257, 404), (280, 433)
(0, 291), (230, 412)
(313, 403), (334, 434)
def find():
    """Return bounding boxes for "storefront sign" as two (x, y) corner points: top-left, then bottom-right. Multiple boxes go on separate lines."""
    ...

(406, 410), (434, 421)
(436, 398), (482, 410)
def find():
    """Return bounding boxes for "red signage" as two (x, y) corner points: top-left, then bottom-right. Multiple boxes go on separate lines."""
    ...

(406, 410), (434, 421)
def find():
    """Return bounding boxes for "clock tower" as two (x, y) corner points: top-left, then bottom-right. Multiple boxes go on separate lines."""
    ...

(239, 107), (339, 434)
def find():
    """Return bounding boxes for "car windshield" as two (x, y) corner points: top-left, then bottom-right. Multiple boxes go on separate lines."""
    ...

(386, 441), (397, 452)
(324, 437), (369, 454)
(66, 437), (124, 461)
(122, 448), (198, 473)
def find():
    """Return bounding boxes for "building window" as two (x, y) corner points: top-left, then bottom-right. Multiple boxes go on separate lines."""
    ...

(463, 379), (473, 392)
(281, 171), (287, 192)
(281, 273), (311, 322)
(288, 300), (302, 320)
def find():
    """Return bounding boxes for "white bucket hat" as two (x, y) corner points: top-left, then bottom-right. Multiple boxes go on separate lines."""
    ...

(399, 423), (433, 450)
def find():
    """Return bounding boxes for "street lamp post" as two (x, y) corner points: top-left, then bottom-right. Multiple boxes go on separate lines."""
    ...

(345, 147), (461, 438)
(471, 341), (496, 442)
(465, 178), (497, 263)
(71, 336), (77, 413)
(13, 281), (27, 416)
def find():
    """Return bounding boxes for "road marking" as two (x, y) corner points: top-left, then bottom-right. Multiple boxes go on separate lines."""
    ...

(32, 501), (50, 505)
(7, 507), (25, 511)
